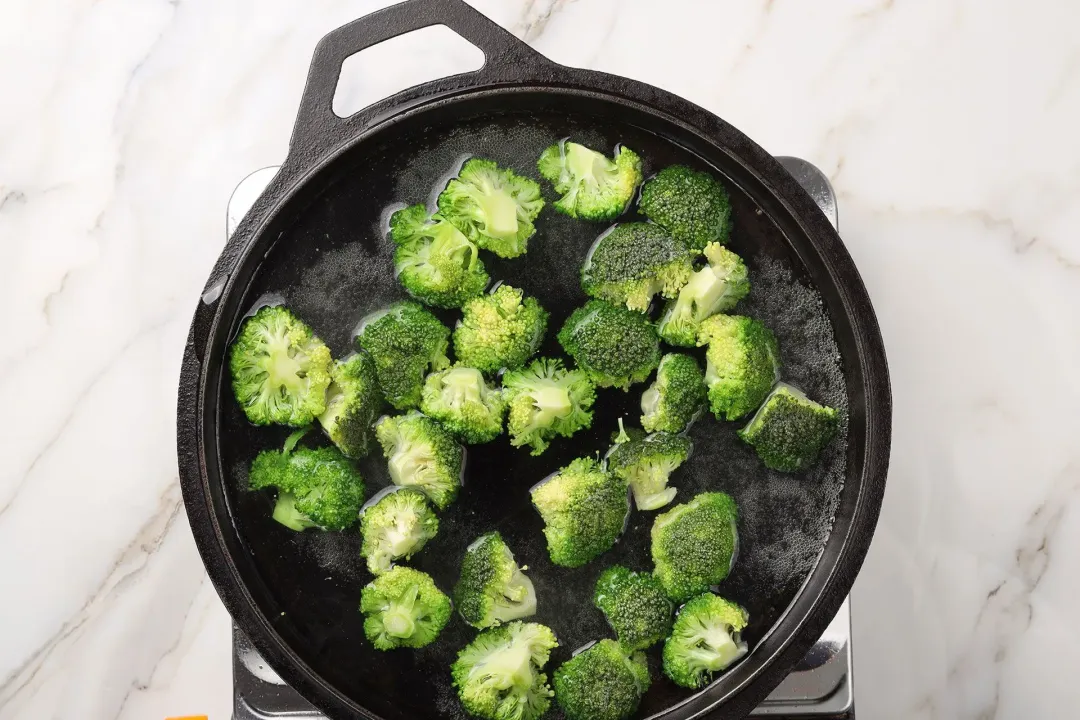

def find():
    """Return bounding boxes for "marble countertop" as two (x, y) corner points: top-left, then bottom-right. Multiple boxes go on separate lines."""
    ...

(3, 0), (1078, 718)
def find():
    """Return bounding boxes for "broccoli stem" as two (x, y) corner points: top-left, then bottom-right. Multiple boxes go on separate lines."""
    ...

(532, 386), (573, 419)
(282, 427), (311, 455)
(477, 191), (520, 239)
(272, 492), (317, 531)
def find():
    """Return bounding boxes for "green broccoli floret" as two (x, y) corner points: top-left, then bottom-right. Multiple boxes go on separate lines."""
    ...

(697, 314), (779, 421)
(594, 565), (673, 651)
(453, 285), (549, 373)
(502, 358), (596, 455)
(640, 353), (706, 434)
(537, 141), (642, 221)
(360, 566), (452, 650)
(451, 621), (558, 720)
(530, 457), (628, 568)
(420, 366), (506, 444)
(359, 488), (439, 575)
(553, 640), (650, 720)
(658, 243), (749, 346)
(438, 158), (545, 259)
(249, 430), (366, 532)
(651, 492), (739, 603)
(356, 301), (451, 411)
(389, 204), (489, 309)
(317, 352), (383, 458)
(581, 223), (693, 313)
(229, 305), (332, 426)
(738, 383), (839, 472)
(558, 300), (660, 391)
(639, 165), (733, 252)
(455, 532), (537, 629)
(374, 412), (462, 509)
(608, 428), (692, 511)
(662, 593), (749, 688)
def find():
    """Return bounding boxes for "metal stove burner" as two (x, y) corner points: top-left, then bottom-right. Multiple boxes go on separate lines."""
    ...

(226, 156), (854, 720)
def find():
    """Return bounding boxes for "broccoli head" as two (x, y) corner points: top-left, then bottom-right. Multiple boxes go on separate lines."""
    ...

(230, 305), (332, 426)
(658, 243), (749, 346)
(537, 141), (642, 222)
(359, 488), (439, 575)
(608, 429), (692, 511)
(451, 621), (558, 720)
(553, 640), (650, 720)
(581, 223), (693, 313)
(639, 165), (733, 252)
(697, 314), (779, 421)
(738, 383), (840, 472)
(502, 358), (596, 456)
(389, 204), (489, 309)
(356, 301), (451, 411)
(438, 158), (545, 259)
(455, 532), (537, 629)
(420, 366), (506, 444)
(651, 492), (739, 603)
(317, 352), (383, 458)
(375, 412), (462, 509)
(662, 593), (749, 689)
(558, 300), (660, 391)
(530, 457), (629, 568)
(640, 353), (706, 434)
(594, 565), (673, 651)
(249, 430), (366, 532)
(360, 566), (452, 650)
(453, 285), (549, 373)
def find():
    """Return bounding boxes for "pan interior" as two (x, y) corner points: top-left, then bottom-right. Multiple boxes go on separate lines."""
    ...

(215, 98), (850, 719)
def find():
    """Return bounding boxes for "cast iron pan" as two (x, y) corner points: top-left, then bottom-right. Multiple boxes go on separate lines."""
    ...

(176, 0), (891, 717)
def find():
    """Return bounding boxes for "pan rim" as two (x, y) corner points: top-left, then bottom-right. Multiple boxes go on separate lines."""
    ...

(178, 80), (890, 720)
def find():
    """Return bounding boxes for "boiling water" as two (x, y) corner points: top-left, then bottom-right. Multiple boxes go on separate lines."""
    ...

(217, 111), (849, 718)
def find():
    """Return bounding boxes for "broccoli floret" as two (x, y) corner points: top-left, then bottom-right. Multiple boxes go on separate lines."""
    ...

(639, 165), (733, 252)
(502, 358), (596, 455)
(558, 300), (660, 391)
(389, 204), (489, 309)
(249, 430), (366, 532)
(359, 488), (439, 575)
(553, 640), (650, 720)
(641, 353), (706, 434)
(662, 593), (749, 688)
(608, 428), (692, 511)
(356, 301), (451, 411)
(581, 223), (693, 312)
(229, 305), (332, 426)
(451, 621), (558, 720)
(420, 366), (506, 444)
(594, 566), (673, 651)
(375, 412), (462, 509)
(455, 532), (537, 629)
(438, 159), (545, 259)
(651, 492), (739, 603)
(360, 566), (452, 650)
(317, 352), (383, 458)
(658, 243), (749, 346)
(738, 383), (839, 472)
(537, 141), (642, 221)
(530, 457), (629, 568)
(697, 314), (779, 421)
(453, 285), (549, 373)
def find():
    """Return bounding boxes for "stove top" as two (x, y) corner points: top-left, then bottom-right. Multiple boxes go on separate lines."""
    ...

(225, 156), (854, 720)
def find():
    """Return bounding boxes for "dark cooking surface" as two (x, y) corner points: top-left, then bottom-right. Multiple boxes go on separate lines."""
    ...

(217, 111), (848, 719)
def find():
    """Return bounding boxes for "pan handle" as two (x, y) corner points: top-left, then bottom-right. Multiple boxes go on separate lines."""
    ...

(288, 0), (553, 159)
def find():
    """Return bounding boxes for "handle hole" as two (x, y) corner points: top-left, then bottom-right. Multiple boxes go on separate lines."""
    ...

(332, 25), (486, 119)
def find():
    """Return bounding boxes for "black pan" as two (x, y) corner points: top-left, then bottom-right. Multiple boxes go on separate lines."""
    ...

(176, 1), (891, 717)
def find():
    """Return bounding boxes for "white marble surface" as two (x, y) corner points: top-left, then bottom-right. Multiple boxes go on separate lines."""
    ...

(2, 0), (1078, 718)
